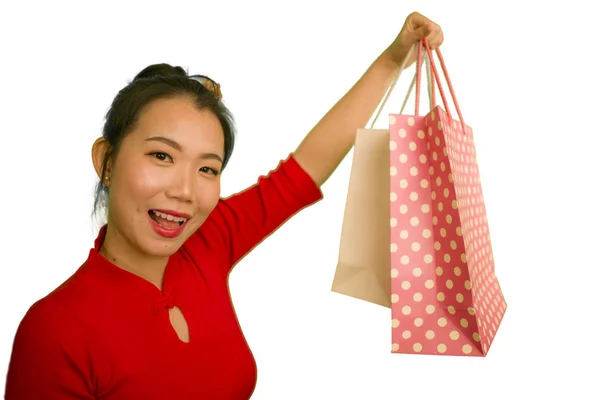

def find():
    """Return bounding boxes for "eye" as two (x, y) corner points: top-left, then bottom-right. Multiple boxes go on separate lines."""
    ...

(149, 152), (173, 162)
(199, 166), (219, 176)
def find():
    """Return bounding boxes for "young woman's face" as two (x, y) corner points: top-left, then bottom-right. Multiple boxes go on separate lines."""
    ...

(105, 96), (225, 257)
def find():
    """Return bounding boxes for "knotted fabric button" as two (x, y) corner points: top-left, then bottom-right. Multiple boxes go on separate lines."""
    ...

(152, 292), (178, 315)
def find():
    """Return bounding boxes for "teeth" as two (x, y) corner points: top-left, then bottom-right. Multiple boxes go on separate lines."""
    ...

(152, 210), (188, 222)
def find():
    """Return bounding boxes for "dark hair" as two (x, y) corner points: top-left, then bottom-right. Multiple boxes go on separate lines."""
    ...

(92, 63), (236, 223)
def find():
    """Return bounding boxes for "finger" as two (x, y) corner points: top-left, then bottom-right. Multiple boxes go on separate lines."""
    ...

(406, 11), (429, 27)
(434, 30), (444, 49)
(424, 25), (443, 49)
(427, 33), (442, 50)
(411, 22), (434, 41)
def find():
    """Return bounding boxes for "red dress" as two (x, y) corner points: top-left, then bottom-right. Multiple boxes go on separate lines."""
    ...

(5, 154), (323, 400)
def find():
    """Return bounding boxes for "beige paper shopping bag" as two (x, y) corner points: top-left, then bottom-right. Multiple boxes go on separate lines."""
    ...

(331, 128), (392, 307)
(331, 44), (434, 307)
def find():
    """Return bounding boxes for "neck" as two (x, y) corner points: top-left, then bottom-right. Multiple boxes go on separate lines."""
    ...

(99, 223), (169, 291)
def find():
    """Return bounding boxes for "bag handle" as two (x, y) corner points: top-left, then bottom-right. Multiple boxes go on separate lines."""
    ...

(369, 42), (434, 128)
(418, 38), (467, 135)
(400, 49), (435, 114)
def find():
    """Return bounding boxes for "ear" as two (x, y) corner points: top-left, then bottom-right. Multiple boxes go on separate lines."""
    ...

(92, 137), (111, 186)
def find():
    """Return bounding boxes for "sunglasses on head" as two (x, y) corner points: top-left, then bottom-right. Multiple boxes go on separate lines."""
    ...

(188, 74), (223, 99)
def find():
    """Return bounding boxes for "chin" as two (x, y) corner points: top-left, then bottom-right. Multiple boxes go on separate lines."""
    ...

(143, 238), (184, 258)
(141, 222), (189, 258)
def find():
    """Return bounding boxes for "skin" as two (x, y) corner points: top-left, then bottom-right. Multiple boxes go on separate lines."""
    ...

(293, 12), (443, 186)
(92, 97), (225, 290)
(91, 11), (443, 290)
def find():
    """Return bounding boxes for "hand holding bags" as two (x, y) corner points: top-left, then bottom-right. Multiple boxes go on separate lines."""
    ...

(332, 39), (506, 356)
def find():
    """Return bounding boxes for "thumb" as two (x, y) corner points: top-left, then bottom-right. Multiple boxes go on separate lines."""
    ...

(411, 23), (433, 41)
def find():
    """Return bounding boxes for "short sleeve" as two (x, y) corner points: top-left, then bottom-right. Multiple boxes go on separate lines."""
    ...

(189, 153), (323, 272)
(5, 300), (96, 399)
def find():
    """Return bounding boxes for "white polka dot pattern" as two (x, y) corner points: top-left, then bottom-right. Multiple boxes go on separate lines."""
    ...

(389, 107), (507, 357)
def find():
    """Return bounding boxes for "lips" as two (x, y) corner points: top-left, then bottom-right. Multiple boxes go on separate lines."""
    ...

(151, 208), (191, 219)
(147, 209), (191, 239)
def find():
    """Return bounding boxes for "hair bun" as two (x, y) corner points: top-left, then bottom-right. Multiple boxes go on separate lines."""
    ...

(131, 63), (223, 100)
(133, 63), (187, 81)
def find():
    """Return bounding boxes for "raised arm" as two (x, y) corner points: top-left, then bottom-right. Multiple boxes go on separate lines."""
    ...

(186, 13), (443, 273)
(293, 12), (443, 187)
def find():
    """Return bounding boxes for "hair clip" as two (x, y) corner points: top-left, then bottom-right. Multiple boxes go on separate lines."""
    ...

(189, 75), (223, 99)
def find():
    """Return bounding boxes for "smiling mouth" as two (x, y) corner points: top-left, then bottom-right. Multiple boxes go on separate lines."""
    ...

(148, 210), (188, 229)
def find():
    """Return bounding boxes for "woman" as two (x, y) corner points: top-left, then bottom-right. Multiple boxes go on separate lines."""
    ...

(5, 11), (443, 399)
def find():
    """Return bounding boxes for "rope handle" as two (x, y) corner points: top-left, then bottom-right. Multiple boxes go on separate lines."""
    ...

(370, 38), (467, 136)
(369, 43), (413, 128)
(400, 47), (435, 114)
(420, 38), (467, 134)
(370, 42), (434, 128)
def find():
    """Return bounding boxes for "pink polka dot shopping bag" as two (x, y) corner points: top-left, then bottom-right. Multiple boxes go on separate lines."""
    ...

(331, 39), (507, 357)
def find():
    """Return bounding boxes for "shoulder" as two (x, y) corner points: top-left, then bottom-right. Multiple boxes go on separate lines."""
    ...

(15, 296), (61, 348)
(16, 264), (96, 341)
(11, 292), (73, 365)
(8, 264), (104, 383)
(6, 265), (101, 398)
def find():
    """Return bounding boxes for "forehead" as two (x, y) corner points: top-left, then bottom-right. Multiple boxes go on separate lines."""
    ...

(130, 96), (224, 152)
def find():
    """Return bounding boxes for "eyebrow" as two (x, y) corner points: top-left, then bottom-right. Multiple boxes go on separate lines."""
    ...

(145, 136), (223, 163)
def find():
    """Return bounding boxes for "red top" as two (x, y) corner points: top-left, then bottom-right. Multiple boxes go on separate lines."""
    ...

(5, 154), (323, 400)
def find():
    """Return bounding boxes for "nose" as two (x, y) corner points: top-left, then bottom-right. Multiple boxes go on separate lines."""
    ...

(165, 167), (194, 202)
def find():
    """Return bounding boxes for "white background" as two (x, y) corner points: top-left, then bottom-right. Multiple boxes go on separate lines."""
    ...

(1, 0), (599, 399)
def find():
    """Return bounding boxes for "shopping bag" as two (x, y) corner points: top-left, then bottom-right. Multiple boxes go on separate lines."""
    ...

(388, 39), (506, 356)
(332, 38), (507, 357)
(331, 45), (435, 308)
